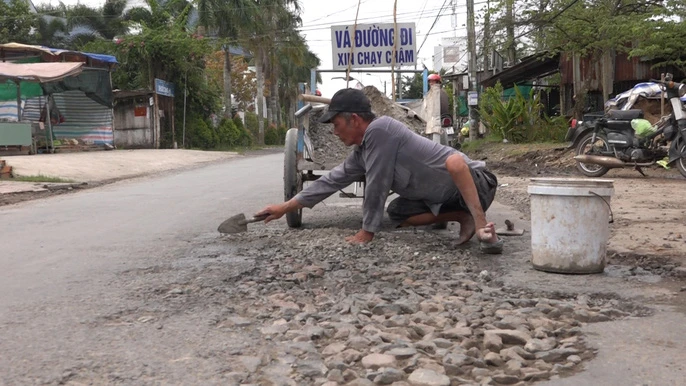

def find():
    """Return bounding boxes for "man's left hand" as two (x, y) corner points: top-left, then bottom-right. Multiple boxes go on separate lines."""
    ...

(346, 229), (374, 244)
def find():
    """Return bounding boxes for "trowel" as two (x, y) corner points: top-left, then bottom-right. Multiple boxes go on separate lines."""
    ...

(496, 219), (525, 236)
(218, 213), (269, 234)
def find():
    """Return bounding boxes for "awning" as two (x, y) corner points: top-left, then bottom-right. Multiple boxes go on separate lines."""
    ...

(481, 52), (560, 89)
(0, 42), (118, 66)
(0, 62), (84, 83)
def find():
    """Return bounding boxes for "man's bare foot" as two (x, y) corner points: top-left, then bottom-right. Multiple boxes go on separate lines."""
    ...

(456, 218), (475, 245)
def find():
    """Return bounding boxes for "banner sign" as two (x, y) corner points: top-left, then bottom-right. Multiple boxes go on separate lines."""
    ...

(331, 23), (416, 70)
(155, 78), (175, 98)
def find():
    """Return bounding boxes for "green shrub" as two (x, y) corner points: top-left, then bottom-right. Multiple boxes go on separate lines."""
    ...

(245, 111), (259, 137)
(186, 114), (215, 149)
(478, 82), (566, 143)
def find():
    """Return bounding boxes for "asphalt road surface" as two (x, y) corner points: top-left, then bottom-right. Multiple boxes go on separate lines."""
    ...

(1, 152), (685, 385)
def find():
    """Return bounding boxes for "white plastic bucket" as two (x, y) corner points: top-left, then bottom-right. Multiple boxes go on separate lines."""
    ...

(528, 178), (614, 274)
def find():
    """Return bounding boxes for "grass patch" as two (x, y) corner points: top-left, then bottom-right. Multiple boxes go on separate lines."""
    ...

(13, 174), (75, 183)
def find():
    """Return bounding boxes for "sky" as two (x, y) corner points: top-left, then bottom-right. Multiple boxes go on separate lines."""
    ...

(35, 0), (474, 97)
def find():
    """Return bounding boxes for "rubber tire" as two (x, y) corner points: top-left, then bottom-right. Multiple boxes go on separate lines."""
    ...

(284, 128), (303, 228)
(575, 132), (611, 178)
(676, 144), (686, 179)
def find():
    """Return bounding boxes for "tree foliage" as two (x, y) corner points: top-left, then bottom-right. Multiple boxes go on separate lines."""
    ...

(0, 0), (37, 43)
(206, 51), (257, 111)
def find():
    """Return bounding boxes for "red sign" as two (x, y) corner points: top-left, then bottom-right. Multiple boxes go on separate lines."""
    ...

(134, 105), (147, 117)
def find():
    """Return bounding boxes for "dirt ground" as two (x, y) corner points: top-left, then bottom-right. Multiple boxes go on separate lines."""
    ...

(464, 142), (686, 270)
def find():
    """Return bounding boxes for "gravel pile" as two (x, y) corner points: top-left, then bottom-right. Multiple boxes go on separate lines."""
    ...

(213, 227), (637, 386)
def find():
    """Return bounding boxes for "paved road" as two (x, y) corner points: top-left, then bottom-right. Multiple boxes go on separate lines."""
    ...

(0, 153), (286, 384)
(1, 152), (685, 385)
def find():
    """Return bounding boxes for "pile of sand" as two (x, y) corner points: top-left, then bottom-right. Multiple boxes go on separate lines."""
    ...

(305, 86), (426, 167)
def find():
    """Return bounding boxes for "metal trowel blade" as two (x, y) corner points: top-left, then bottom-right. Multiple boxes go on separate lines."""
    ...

(218, 213), (248, 234)
(495, 228), (525, 236)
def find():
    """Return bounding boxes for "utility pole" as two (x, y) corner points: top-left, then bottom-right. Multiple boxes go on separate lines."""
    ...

(467, 0), (479, 141)
(506, 0), (516, 65)
(482, 0), (491, 75)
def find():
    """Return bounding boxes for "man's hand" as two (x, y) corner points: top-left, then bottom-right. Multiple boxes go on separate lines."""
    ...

(346, 229), (374, 244)
(255, 204), (287, 223)
(256, 198), (305, 223)
(476, 222), (498, 243)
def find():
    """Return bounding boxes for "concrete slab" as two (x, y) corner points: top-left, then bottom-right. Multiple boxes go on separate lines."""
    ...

(0, 181), (51, 194)
(0, 149), (238, 184)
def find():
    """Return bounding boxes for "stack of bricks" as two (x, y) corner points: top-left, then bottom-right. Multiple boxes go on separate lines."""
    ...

(0, 160), (12, 179)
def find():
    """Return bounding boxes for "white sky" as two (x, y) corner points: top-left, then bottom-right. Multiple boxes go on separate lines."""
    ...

(35, 0), (475, 97)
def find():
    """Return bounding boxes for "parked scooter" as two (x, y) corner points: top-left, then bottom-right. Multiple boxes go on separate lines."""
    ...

(567, 74), (686, 178)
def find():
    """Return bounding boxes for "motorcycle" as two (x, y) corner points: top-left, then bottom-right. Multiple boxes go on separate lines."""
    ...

(566, 74), (686, 178)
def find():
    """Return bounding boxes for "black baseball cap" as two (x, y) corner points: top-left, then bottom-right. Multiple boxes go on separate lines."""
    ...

(318, 88), (372, 123)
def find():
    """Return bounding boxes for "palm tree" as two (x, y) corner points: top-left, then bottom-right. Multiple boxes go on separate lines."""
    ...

(125, 0), (193, 30)
(33, 3), (70, 48)
(277, 35), (321, 128)
(67, 0), (129, 44)
(248, 0), (302, 143)
(194, 0), (258, 118)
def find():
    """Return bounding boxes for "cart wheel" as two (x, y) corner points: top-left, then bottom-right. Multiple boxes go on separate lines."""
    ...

(284, 128), (303, 228)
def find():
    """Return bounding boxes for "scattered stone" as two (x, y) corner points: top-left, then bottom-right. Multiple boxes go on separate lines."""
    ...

(328, 369), (345, 383)
(484, 352), (504, 367)
(341, 349), (363, 364)
(387, 347), (417, 359)
(348, 336), (372, 351)
(441, 326), (472, 339)
(432, 339), (454, 349)
(471, 368), (491, 378)
(373, 303), (403, 316)
(535, 348), (580, 362)
(407, 368), (451, 386)
(492, 373), (520, 384)
(485, 330), (531, 346)
(238, 356), (261, 372)
(347, 378), (375, 386)
(260, 324), (289, 335)
(524, 338), (557, 353)
(419, 301), (445, 313)
(483, 332), (503, 352)
(505, 359), (523, 374)
(442, 352), (472, 367)
(323, 342), (347, 356)
(297, 360), (328, 378)
(373, 368), (404, 385)
(567, 355), (582, 364)
(224, 316), (252, 327)
(521, 368), (551, 381)
(361, 354), (397, 370)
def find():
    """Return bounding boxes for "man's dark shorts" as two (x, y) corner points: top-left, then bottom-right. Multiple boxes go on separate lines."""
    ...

(386, 168), (498, 223)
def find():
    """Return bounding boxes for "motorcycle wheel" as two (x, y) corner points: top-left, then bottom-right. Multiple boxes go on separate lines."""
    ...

(676, 144), (686, 179)
(575, 132), (611, 177)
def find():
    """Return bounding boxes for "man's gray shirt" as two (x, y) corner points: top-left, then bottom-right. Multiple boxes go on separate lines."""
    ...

(294, 116), (486, 233)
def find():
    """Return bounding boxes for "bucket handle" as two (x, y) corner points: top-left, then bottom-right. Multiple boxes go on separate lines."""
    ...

(589, 190), (614, 224)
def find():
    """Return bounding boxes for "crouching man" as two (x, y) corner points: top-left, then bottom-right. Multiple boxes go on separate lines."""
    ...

(257, 88), (502, 254)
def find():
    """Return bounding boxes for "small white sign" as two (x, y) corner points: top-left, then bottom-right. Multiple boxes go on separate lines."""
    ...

(468, 91), (479, 106)
(331, 23), (416, 70)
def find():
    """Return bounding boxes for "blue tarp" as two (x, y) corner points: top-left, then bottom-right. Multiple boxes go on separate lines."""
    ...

(48, 48), (119, 65)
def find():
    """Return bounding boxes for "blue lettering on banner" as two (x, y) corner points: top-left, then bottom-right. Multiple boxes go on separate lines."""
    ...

(333, 26), (415, 50)
(155, 78), (175, 98)
(332, 23), (416, 69)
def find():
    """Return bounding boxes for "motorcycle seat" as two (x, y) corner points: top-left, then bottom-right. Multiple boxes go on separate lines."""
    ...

(607, 109), (644, 120)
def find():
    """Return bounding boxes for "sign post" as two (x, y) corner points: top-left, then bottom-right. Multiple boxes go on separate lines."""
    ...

(154, 78), (176, 148)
